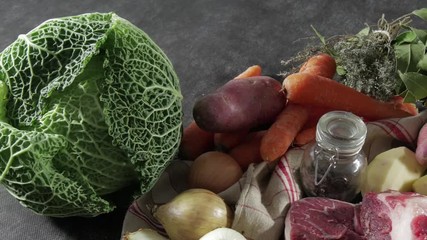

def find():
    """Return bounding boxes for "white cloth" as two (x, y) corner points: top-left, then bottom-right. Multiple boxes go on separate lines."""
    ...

(121, 111), (427, 240)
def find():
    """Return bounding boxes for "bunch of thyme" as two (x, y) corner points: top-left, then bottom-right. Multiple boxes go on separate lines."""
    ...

(281, 12), (415, 102)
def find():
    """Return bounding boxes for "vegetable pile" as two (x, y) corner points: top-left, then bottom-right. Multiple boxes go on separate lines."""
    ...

(123, 7), (427, 240)
(0, 12), (183, 217)
(180, 53), (418, 190)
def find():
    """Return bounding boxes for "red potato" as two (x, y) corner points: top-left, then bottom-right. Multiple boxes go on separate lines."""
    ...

(193, 76), (286, 132)
(416, 123), (427, 166)
(214, 130), (249, 152)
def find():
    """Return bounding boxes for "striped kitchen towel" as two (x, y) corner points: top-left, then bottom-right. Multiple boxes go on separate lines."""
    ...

(121, 110), (427, 240)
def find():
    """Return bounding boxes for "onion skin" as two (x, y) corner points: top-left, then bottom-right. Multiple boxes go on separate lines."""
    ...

(122, 228), (167, 240)
(153, 188), (234, 240)
(199, 227), (246, 240)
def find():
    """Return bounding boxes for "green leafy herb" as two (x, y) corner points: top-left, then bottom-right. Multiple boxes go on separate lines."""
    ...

(0, 13), (183, 217)
(413, 8), (427, 21)
(399, 71), (427, 100)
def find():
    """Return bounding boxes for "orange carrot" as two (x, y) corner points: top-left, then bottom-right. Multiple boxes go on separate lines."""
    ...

(400, 102), (419, 116)
(294, 126), (316, 146)
(390, 95), (419, 116)
(234, 65), (262, 79)
(260, 103), (309, 161)
(302, 105), (332, 129)
(299, 53), (336, 79)
(229, 130), (266, 170)
(295, 54), (337, 132)
(179, 121), (215, 160)
(214, 130), (249, 152)
(283, 73), (413, 121)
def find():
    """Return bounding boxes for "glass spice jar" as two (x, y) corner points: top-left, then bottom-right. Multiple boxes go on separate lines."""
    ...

(299, 111), (368, 202)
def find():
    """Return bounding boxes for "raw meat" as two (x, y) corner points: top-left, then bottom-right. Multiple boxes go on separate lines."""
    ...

(285, 191), (427, 240)
(284, 197), (364, 239)
(360, 191), (427, 240)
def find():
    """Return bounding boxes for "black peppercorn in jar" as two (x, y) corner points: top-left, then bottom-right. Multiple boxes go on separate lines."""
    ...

(299, 111), (368, 202)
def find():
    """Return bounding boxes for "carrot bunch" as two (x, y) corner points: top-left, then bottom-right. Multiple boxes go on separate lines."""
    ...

(260, 53), (337, 161)
(181, 54), (419, 172)
(261, 53), (417, 162)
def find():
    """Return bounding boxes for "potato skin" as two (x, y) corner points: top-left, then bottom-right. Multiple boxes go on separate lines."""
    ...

(193, 76), (286, 132)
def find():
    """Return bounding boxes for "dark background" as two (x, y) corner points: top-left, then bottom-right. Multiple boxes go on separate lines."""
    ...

(0, 1), (424, 239)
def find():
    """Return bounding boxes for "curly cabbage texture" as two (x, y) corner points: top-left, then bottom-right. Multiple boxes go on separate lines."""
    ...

(0, 12), (183, 217)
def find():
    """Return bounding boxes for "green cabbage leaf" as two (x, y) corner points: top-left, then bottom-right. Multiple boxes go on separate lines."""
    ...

(0, 12), (183, 217)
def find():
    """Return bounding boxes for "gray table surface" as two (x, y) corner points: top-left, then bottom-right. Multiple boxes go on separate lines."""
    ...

(0, 0), (424, 239)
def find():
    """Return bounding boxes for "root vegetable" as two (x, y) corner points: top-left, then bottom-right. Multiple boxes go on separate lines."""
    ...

(214, 131), (249, 152)
(362, 147), (427, 194)
(283, 73), (413, 120)
(413, 175), (427, 196)
(299, 53), (337, 78)
(260, 103), (309, 161)
(188, 151), (243, 193)
(229, 130), (266, 170)
(179, 121), (214, 160)
(234, 65), (262, 79)
(416, 123), (427, 166)
(294, 126), (316, 146)
(193, 76), (286, 132)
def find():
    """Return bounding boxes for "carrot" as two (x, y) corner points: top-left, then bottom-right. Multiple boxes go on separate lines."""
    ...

(229, 130), (266, 170)
(299, 53), (336, 79)
(283, 73), (413, 121)
(294, 126), (316, 146)
(390, 95), (419, 116)
(293, 54), (337, 135)
(234, 65), (262, 79)
(400, 102), (419, 116)
(214, 130), (249, 152)
(260, 103), (309, 161)
(301, 105), (332, 129)
(179, 121), (215, 160)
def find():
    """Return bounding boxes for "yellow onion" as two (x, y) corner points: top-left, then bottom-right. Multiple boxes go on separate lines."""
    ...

(153, 188), (234, 240)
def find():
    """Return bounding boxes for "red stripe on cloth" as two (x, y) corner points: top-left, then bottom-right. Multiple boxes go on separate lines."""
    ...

(389, 118), (415, 143)
(284, 156), (302, 202)
(371, 120), (411, 143)
(273, 169), (293, 203)
(276, 157), (300, 203)
(235, 203), (272, 218)
(128, 201), (166, 234)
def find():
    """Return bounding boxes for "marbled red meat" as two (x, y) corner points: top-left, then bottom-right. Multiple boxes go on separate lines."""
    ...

(284, 197), (364, 239)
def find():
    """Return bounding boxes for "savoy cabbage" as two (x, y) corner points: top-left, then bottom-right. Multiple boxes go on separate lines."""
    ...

(0, 12), (183, 217)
